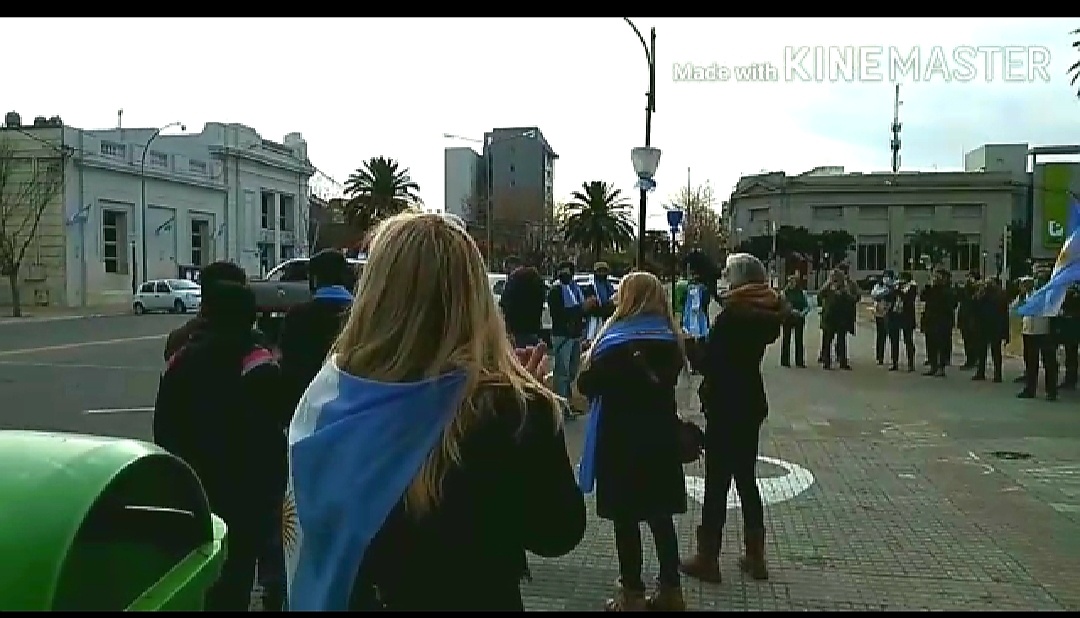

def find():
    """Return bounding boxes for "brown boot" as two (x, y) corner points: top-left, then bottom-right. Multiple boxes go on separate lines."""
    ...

(645, 582), (686, 611)
(738, 528), (769, 580)
(678, 525), (721, 583)
(605, 578), (647, 611)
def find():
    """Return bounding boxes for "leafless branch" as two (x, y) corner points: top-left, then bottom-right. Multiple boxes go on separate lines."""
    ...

(0, 138), (65, 276)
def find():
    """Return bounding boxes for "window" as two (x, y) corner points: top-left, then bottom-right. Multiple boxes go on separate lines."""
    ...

(950, 238), (982, 271)
(273, 260), (308, 282)
(100, 142), (126, 158)
(139, 282), (154, 294)
(951, 204), (982, 219)
(858, 205), (887, 220)
(812, 206), (843, 220)
(155, 281), (170, 293)
(856, 239), (887, 271)
(189, 160), (208, 175)
(191, 219), (209, 266)
(261, 192), (274, 229)
(101, 209), (129, 274)
(168, 279), (199, 291)
(279, 195), (295, 232)
(904, 205), (934, 218)
(147, 151), (168, 168)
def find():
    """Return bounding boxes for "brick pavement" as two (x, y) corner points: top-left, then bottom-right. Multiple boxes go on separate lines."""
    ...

(521, 314), (1080, 611)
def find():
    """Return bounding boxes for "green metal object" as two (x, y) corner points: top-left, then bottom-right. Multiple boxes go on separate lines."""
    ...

(0, 431), (227, 611)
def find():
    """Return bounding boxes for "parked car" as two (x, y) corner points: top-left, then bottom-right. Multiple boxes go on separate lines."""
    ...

(133, 279), (201, 315)
(250, 256), (366, 341)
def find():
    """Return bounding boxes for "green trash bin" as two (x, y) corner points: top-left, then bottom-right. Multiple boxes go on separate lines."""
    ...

(0, 430), (228, 611)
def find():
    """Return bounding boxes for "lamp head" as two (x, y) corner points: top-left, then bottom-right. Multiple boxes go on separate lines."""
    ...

(631, 146), (662, 179)
(180, 124), (187, 132)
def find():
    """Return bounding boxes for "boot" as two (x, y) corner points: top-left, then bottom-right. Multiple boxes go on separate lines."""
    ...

(738, 529), (769, 580)
(679, 525), (721, 583)
(645, 581), (686, 612)
(604, 578), (647, 612)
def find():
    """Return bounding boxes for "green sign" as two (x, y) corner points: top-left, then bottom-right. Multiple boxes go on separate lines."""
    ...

(1041, 163), (1072, 249)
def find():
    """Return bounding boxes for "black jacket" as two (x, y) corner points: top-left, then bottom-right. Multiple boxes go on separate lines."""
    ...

(350, 388), (585, 611)
(576, 337), (687, 522)
(165, 313), (267, 361)
(920, 283), (957, 332)
(279, 297), (352, 411)
(153, 327), (288, 536)
(500, 269), (548, 335)
(547, 284), (586, 338)
(699, 289), (784, 428)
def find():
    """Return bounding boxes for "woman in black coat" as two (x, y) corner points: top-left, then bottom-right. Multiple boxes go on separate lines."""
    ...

(576, 271), (688, 612)
(680, 253), (786, 585)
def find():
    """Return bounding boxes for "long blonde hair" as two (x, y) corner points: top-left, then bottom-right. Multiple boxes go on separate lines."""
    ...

(330, 212), (561, 514)
(582, 271), (687, 371)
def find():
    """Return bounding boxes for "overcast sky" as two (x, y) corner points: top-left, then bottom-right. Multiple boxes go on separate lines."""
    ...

(3, 17), (1078, 230)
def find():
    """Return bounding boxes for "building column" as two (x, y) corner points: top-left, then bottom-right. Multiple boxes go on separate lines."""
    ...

(272, 192), (282, 261)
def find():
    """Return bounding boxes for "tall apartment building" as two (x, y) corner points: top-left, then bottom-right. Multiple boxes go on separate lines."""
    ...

(480, 127), (558, 253)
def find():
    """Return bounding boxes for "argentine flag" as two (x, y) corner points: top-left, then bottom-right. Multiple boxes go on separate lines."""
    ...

(1016, 199), (1080, 317)
(284, 359), (466, 611)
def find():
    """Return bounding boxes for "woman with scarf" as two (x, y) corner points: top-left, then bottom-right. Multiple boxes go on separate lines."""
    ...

(681, 253), (786, 585)
(285, 212), (585, 611)
(575, 271), (688, 612)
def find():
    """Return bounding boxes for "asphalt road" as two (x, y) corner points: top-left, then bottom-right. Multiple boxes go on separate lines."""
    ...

(0, 313), (189, 440)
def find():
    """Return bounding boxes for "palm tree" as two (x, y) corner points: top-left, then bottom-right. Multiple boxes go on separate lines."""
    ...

(562, 181), (635, 264)
(343, 156), (421, 232)
(1069, 29), (1080, 97)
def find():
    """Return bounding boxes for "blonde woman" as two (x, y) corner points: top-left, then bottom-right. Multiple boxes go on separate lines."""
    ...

(285, 212), (586, 611)
(575, 271), (688, 612)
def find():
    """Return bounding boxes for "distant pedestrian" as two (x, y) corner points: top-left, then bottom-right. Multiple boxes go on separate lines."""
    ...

(817, 269), (856, 370)
(870, 271), (898, 366)
(500, 265), (548, 348)
(547, 261), (588, 419)
(920, 268), (957, 377)
(888, 272), (919, 372)
(576, 271), (688, 611)
(1059, 283), (1079, 390)
(780, 275), (809, 368)
(584, 261), (617, 341)
(1013, 276), (1059, 400)
(957, 270), (982, 369)
(682, 269), (711, 373)
(972, 277), (1009, 383)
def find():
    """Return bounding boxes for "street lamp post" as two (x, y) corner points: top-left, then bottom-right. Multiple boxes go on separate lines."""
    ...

(623, 18), (656, 269)
(138, 121), (185, 291)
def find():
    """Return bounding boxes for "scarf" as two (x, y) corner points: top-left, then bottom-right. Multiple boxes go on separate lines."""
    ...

(682, 283), (709, 338)
(560, 282), (584, 308)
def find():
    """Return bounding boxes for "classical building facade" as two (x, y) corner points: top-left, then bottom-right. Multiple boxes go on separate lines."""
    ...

(0, 115), (314, 309)
(727, 166), (1026, 283)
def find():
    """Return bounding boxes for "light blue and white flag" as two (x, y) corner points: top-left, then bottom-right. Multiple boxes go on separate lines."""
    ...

(284, 358), (466, 611)
(1016, 219), (1079, 317)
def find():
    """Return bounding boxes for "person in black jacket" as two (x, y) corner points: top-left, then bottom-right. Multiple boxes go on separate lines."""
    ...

(681, 253), (785, 585)
(817, 269), (856, 370)
(1060, 284), (1080, 390)
(575, 272), (688, 612)
(956, 270), (982, 369)
(920, 268), (957, 377)
(153, 281), (287, 611)
(972, 277), (1009, 383)
(163, 260), (249, 361)
(500, 265), (548, 348)
(888, 272), (919, 372)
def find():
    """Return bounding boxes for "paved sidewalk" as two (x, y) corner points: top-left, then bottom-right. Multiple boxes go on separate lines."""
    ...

(0, 304), (130, 325)
(522, 314), (1080, 611)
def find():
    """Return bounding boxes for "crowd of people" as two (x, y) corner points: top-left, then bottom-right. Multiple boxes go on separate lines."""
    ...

(150, 211), (796, 612)
(776, 264), (1079, 401)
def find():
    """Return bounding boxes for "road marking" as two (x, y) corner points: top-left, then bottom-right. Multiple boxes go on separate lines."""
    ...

(684, 455), (815, 508)
(83, 407), (154, 415)
(0, 334), (165, 358)
(0, 360), (160, 372)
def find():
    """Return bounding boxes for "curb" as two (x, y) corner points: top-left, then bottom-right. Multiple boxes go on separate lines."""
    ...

(0, 311), (128, 326)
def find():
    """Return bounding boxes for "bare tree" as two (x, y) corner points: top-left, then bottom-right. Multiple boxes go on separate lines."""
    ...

(672, 183), (727, 263)
(0, 138), (64, 317)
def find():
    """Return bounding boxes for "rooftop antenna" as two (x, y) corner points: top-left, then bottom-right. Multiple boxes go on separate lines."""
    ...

(117, 109), (123, 130)
(890, 84), (902, 174)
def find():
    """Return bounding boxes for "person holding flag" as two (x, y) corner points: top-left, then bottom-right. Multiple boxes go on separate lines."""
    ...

(575, 271), (689, 612)
(1014, 198), (1080, 400)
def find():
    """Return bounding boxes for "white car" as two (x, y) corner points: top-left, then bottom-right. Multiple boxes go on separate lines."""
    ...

(133, 278), (201, 314)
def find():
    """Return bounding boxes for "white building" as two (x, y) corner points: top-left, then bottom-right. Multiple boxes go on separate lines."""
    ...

(0, 117), (315, 309)
(444, 146), (481, 223)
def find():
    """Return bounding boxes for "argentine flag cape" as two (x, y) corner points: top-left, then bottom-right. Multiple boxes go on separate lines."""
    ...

(577, 314), (677, 494)
(682, 283), (710, 339)
(1016, 200), (1080, 317)
(284, 358), (466, 611)
(585, 276), (616, 341)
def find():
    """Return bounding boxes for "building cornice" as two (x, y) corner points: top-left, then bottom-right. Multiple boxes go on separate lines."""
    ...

(75, 156), (227, 192)
(209, 145), (315, 177)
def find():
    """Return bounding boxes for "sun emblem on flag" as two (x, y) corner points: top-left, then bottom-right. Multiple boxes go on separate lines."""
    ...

(282, 488), (299, 556)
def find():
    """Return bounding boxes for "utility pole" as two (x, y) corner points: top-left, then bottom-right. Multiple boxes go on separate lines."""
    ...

(624, 19), (656, 269)
(890, 84), (902, 174)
